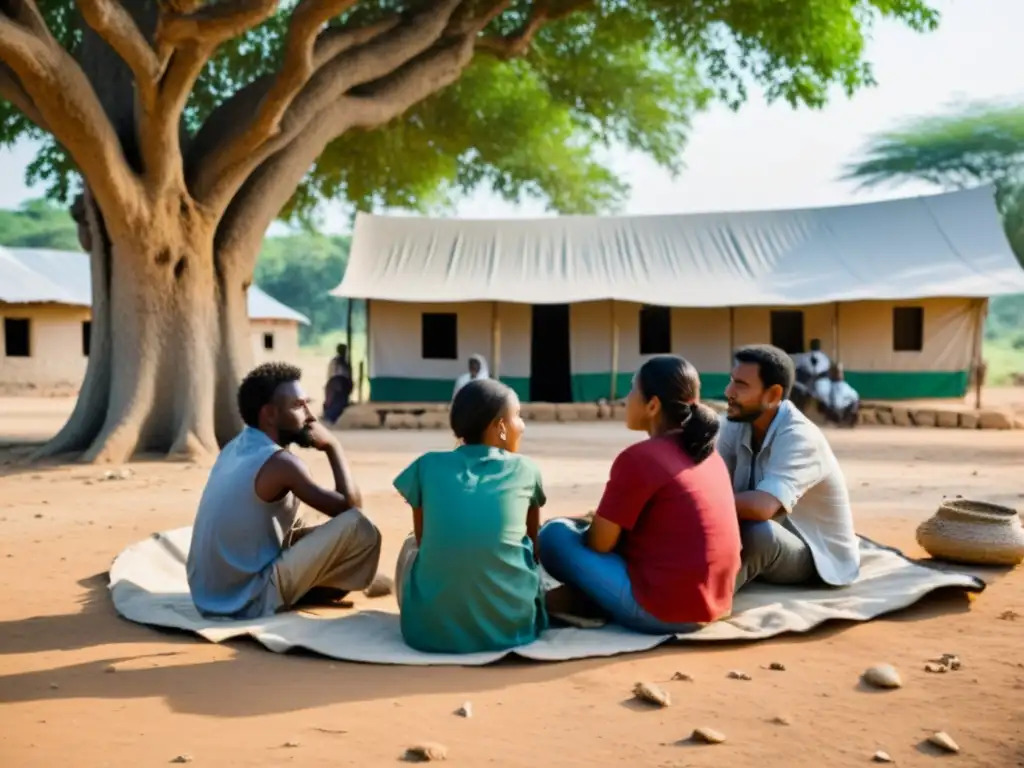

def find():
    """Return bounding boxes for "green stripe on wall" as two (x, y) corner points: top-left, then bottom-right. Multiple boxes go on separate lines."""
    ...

(843, 370), (969, 400)
(371, 370), (969, 403)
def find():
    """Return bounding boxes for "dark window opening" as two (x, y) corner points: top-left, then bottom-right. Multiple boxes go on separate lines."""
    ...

(422, 312), (458, 360)
(530, 304), (572, 402)
(3, 317), (30, 357)
(263, 332), (275, 351)
(770, 310), (805, 355)
(82, 321), (91, 357)
(639, 305), (672, 355)
(893, 306), (924, 352)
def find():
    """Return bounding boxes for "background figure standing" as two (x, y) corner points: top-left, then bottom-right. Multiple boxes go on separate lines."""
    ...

(324, 343), (353, 423)
(453, 354), (490, 399)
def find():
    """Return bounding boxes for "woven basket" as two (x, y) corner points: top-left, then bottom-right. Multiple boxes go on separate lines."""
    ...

(916, 498), (1024, 566)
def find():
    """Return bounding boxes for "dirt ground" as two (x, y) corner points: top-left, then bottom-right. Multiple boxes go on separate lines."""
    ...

(1, 397), (1023, 768)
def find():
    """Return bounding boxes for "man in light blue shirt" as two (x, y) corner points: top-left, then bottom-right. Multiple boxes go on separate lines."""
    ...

(717, 345), (860, 592)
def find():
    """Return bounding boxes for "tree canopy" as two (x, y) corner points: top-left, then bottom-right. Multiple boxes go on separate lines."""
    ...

(841, 101), (1024, 258)
(2, 0), (941, 224)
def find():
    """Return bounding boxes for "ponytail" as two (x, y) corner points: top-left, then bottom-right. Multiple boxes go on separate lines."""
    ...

(676, 402), (720, 463)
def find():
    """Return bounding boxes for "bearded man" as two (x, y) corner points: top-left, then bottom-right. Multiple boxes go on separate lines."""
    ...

(187, 362), (382, 619)
(716, 345), (859, 593)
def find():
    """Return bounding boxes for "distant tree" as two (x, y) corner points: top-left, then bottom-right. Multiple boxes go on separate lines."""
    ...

(841, 101), (1024, 259)
(0, 197), (80, 250)
(255, 233), (360, 343)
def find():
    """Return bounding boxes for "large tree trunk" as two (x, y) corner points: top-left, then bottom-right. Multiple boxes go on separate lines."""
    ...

(35, 193), (254, 464)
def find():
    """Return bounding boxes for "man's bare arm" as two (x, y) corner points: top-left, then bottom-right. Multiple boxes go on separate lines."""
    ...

(255, 452), (354, 518)
(325, 441), (363, 510)
(735, 490), (783, 522)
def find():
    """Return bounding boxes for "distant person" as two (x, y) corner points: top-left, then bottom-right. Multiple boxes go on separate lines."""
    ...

(794, 338), (831, 387)
(718, 345), (860, 593)
(538, 356), (741, 634)
(392, 378), (548, 654)
(187, 362), (382, 619)
(452, 354), (489, 399)
(814, 363), (860, 427)
(324, 343), (353, 423)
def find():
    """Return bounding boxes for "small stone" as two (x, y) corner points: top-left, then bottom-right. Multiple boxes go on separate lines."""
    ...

(691, 727), (726, 744)
(862, 664), (902, 689)
(633, 681), (671, 707)
(937, 653), (961, 671)
(998, 610), (1020, 621)
(34, 513), (42, 519)
(872, 751), (894, 763)
(924, 662), (948, 674)
(104, 665), (116, 674)
(48, 683), (59, 690)
(768, 662), (786, 671)
(771, 715), (792, 726)
(364, 573), (394, 599)
(456, 701), (472, 718)
(282, 741), (300, 748)
(928, 731), (959, 753)
(727, 670), (752, 681)
(405, 742), (447, 761)
(671, 671), (693, 682)
(170, 756), (193, 764)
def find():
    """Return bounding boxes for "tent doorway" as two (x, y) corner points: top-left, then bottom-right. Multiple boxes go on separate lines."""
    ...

(530, 304), (572, 402)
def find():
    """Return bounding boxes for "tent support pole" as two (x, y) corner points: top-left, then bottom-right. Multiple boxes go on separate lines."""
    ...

(971, 298), (987, 410)
(832, 302), (840, 362)
(364, 299), (372, 404)
(728, 307), (736, 359)
(491, 301), (502, 380)
(610, 301), (619, 401)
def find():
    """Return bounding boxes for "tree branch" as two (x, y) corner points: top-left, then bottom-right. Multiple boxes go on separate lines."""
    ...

(76, 0), (161, 107)
(476, 0), (591, 58)
(215, 33), (475, 275)
(0, 8), (144, 231)
(157, 0), (279, 48)
(195, 0), (466, 213)
(0, 60), (45, 130)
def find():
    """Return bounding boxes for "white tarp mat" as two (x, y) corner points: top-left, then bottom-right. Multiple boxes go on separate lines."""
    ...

(109, 527), (984, 666)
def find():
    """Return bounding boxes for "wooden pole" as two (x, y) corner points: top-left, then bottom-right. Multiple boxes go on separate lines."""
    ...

(972, 298), (987, 410)
(610, 300), (619, 400)
(365, 299), (372, 403)
(728, 306), (736, 360)
(491, 301), (502, 380)
(832, 302), (840, 361)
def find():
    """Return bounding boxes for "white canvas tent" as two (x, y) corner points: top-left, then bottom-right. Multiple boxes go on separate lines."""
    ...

(332, 186), (1024, 403)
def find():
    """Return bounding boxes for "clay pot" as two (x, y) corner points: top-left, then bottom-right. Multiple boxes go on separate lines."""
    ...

(916, 498), (1024, 566)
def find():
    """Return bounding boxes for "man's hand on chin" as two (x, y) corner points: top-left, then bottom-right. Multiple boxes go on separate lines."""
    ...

(306, 421), (338, 452)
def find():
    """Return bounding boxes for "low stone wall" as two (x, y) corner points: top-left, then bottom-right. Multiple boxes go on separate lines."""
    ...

(336, 399), (1022, 431)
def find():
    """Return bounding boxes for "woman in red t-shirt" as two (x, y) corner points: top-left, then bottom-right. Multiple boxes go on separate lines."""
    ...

(538, 355), (741, 633)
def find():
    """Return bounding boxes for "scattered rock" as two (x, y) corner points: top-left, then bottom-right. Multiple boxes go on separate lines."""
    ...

(727, 670), (752, 681)
(771, 715), (792, 726)
(924, 662), (948, 674)
(671, 671), (693, 682)
(311, 727), (347, 735)
(405, 742), (448, 762)
(456, 701), (472, 718)
(282, 741), (300, 748)
(364, 573), (394, 598)
(48, 683), (59, 690)
(170, 756), (193, 764)
(102, 468), (133, 481)
(872, 750), (894, 763)
(768, 662), (786, 671)
(34, 513), (42, 519)
(862, 664), (902, 690)
(691, 727), (726, 745)
(928, 653), (961, 671)
(633, 681), (671, 707)
(104, 665), (116, 674)
(998, 610), (1020, 621)
(928, 732), (959, 753)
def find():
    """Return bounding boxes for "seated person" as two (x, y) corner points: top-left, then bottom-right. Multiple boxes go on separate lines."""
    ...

(187, 363), (383, 619)
(813, 363), (860, 427)
(718, 345), (860, 592)
(392, 378), (548, 654)
(794, 338), (831, 387)
(537, 355), (741, 634)
(452, 354), (490, 399)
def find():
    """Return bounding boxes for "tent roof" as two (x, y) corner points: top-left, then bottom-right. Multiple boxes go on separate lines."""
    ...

(332, 185), (1024, 307)
(0, 247), (310, 324)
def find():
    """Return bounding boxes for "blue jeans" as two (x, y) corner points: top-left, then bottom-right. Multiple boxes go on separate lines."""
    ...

(537, 519), (699, 635)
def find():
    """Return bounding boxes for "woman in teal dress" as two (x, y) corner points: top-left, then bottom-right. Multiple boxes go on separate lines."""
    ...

(392, 378), (548, 654)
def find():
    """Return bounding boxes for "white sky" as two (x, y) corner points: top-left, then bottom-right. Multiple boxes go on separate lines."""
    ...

(0, 0), (1021, 233)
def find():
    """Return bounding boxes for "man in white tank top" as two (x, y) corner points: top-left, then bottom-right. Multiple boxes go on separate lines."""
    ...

(187, 362), (382, 619)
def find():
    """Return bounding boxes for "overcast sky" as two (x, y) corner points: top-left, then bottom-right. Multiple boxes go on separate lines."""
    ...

(0, 0), (1020, 233)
